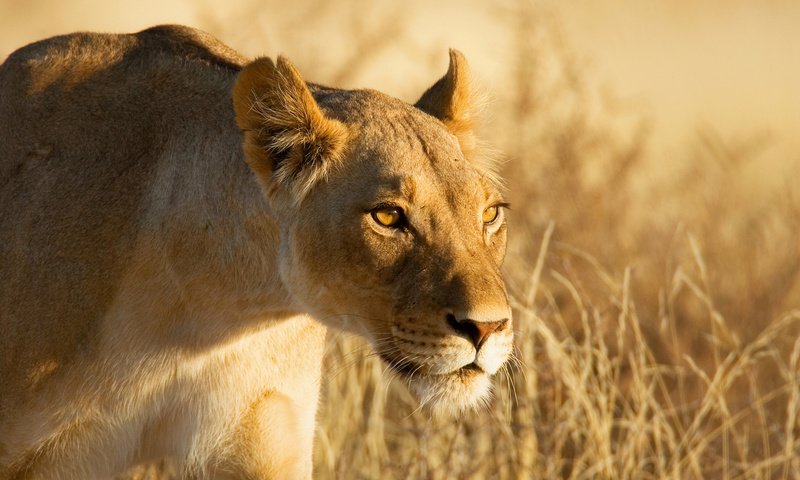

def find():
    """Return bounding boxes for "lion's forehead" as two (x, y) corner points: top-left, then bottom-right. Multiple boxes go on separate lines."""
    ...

(318, 89), (495, 219)
(346, 146), (487, 215)
(319, 89), (461, 156)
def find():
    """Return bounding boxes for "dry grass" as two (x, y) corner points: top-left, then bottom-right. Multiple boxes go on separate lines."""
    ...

(317, 271), (800, 479)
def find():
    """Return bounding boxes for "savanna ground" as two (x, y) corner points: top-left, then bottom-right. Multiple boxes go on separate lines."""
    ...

(3, 1), (799, 478)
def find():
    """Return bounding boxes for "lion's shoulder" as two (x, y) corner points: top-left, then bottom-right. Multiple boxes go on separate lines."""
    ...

(133, 25), (248, 70)
(0, 25), (245, 210)
(0, 26), (246, 111)
(2, 25), (246, 78)
(0, 27), (250, 400)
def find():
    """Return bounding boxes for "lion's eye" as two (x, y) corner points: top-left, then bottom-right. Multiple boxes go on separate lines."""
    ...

(371, 206), (404, 228)
(482, 206), (500, 224)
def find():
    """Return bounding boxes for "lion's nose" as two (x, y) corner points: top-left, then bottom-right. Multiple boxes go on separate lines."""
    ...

(446, 314), (509, 350)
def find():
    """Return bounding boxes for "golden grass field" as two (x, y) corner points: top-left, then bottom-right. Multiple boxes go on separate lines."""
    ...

(3, 1), (799, 478)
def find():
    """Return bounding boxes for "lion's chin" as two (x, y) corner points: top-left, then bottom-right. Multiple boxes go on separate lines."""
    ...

(406, 367), (493, 417)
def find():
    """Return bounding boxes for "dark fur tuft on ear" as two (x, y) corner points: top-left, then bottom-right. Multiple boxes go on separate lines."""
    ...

(233, 56), (348, 200)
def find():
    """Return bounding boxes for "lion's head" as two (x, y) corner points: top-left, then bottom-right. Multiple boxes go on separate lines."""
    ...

(232, 51), (512, 414)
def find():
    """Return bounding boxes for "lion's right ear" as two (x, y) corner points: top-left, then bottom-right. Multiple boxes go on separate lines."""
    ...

(233, 56), (348, 200)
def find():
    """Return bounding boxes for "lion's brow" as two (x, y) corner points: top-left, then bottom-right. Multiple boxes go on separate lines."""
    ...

(375, 175), (418, 204)
(400, 176), (418, 204)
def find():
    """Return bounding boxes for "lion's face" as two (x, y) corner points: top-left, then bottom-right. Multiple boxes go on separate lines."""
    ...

(233, 52), (512, 413)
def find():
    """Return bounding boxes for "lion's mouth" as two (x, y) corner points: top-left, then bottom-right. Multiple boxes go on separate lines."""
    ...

(377, 352), (493, 414)
(379, 353), (483, 377)
(459, 362), (483, 373)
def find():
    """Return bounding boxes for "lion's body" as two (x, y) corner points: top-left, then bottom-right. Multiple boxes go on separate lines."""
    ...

(0, 26), (513, 479)
(1, 26), (323, 478)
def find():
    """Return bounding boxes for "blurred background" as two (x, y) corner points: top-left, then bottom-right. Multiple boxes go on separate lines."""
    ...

(3, 1), (799, 478)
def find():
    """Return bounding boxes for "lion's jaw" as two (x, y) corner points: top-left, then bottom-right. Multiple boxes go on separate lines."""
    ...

(382, 309), (514, 414)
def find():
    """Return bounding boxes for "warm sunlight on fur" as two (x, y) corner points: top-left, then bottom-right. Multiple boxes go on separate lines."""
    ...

(2, 2), (800, 479)
(0, 25), (512, 478)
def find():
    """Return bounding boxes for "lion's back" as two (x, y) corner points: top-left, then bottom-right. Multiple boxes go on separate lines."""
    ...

(0, 25), (246, 178)
(0, 26), (244, 409)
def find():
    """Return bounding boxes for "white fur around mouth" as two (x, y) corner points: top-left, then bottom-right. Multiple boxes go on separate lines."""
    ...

(408, 368), (493, 416)
(379, 353), (494, 415)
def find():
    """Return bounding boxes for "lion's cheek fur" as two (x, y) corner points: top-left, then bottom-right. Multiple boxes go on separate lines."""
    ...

(277, 223), (394, 334)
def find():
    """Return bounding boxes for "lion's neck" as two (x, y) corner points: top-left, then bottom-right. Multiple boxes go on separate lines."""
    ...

(136, 113), (302, 350)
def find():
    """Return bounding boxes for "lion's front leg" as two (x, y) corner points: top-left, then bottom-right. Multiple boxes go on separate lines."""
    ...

(211, 390), (317, 480)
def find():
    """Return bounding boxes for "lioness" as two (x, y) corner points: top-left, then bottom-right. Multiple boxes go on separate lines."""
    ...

(0, 25), (512, 479)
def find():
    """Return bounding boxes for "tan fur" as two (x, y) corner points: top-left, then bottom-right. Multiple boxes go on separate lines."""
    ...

(0, 25), (512, 479)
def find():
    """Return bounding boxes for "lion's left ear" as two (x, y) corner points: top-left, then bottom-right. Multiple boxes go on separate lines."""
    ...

(233, 55), (348, 201)
(415, 49), (479, 158)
